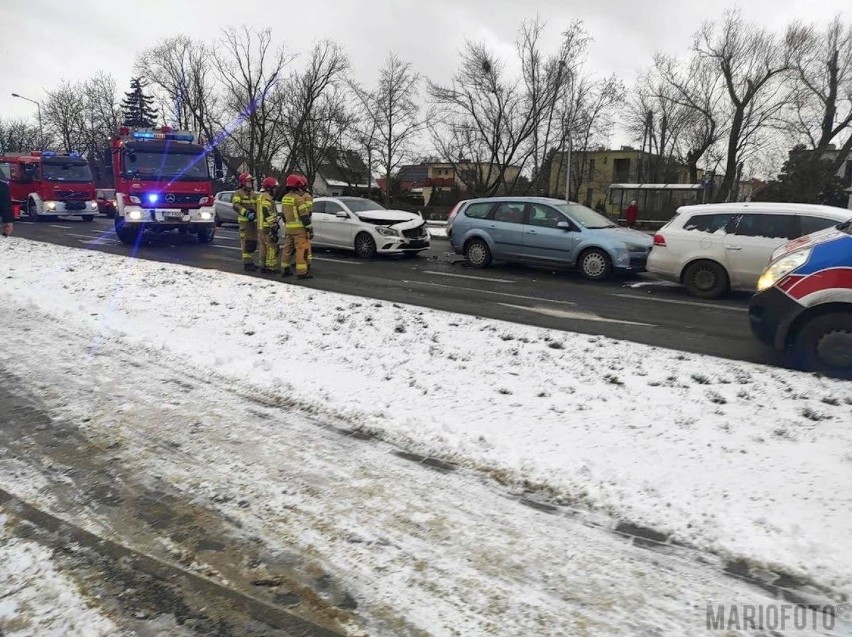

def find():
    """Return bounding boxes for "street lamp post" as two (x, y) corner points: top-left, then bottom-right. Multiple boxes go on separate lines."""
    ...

(11, 93), (44, 150)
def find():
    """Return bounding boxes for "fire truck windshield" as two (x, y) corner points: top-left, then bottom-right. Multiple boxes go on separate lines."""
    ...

(124, 150), (210, 181)
(42, 161), (93, 182)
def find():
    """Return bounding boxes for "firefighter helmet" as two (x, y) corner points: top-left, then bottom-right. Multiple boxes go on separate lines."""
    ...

(238, 172), (253, 187)
(285, 174), (304, 189)
(261, 176), (278, 191)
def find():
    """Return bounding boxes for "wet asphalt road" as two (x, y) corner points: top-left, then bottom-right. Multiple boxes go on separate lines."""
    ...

(9, 214), (780, 367)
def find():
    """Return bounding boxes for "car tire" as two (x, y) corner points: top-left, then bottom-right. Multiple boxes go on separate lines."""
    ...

(354, 232), (377, 258)
(196, 226), (215, 244)
(82, 215), (94, 222)
(115, 216), (143, 245)
(578, 248), (613, 281)
(683, 260), (729, 299)
(792, 312), (852, 379)
(464, 238), (492, 268)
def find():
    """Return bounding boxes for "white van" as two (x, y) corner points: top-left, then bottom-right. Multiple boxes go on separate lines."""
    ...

(647, 202), (852, 298)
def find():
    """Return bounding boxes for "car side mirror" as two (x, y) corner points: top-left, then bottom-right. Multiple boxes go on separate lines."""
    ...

(557, 221), (574, 231)
(335, 211), (349, 219)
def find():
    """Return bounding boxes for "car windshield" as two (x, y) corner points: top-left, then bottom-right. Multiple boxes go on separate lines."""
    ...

(42, 161), (92, 182)
(340, 198), (386, 213)
(554, 202), (617, 229)
(124, 151), (209, 181)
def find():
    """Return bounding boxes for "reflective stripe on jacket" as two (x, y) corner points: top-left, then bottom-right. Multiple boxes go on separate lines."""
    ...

(257, 191), (278, 230)
(232, 188), (257, 222)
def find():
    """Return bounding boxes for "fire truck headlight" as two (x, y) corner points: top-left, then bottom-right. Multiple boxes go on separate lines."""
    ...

(757, 249), (811, 292)
(90, 201), (98, 210)
(128, 210), (144, 221)
(199, 211), (212, 220)
(46, 201), (56, 211)
(128, 196), (141, 205)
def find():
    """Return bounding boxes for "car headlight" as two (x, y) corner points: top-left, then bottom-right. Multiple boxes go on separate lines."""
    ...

(46, 201), (56, 210)
(757, 249), (811, 292)
(375, 226), (399, 237)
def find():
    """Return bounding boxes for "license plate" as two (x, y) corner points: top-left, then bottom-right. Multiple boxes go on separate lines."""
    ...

(163, 211), (183, 219)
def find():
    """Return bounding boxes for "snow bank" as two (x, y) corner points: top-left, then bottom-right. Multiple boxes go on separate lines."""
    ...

(2, 238), (850, 594)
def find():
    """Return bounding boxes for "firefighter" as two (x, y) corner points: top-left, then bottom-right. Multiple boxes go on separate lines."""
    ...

(280, 174), (313, 279)
(257, 177), (280, 274)
(233, 172), (258, 271)
(298, 175), (314, 274)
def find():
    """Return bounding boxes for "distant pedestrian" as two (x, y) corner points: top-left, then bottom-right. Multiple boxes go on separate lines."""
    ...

(0, 178), (13, 237)
(624, 200), (639, 229)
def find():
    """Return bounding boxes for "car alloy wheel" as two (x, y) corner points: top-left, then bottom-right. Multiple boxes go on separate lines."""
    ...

(355, 232), (377, 258)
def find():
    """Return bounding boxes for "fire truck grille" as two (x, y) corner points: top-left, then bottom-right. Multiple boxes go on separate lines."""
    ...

(142, 193), (201, 208)
(55, 190), (89, 200)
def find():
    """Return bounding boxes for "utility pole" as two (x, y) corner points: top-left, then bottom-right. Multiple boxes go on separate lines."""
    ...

(558, 61), (574, 203)
(11, 93), (43, 150)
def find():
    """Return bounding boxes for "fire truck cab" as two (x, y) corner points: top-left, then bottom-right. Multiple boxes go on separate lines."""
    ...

(0, 151), (98, 221)
(110, 127), (216, 245)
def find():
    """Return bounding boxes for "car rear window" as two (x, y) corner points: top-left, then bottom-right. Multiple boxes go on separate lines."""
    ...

(463, 202), (494, 219)
(683, 213), (733, 233)
(799, 215), (841, 236)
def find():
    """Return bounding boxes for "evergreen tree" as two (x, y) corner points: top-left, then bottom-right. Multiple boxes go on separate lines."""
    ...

(754, 146), (849, 208)
(121, 77), (158, 128)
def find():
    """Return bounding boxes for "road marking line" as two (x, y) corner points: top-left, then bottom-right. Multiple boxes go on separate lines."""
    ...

(49, 224), (72, 229)
(402, 280), (576, 306)
(69, 233), (110, 240)
(613, 293), (748, 312)
(212, 245), (240, 250)
(422, 270), (515, 284)
(312, 256), (362, 265)
(499, 303), (656, 327)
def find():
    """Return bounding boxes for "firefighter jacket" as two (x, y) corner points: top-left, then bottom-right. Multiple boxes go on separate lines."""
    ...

(257, 191), (278, 231)
(232, 187), (257, 222)
(281, 191), (313, 234)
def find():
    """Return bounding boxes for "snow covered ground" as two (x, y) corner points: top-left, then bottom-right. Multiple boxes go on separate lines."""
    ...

(0, 514), (119, 636)
(0, 237), (850, 634)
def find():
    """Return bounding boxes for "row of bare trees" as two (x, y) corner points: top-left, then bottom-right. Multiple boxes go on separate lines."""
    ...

(626, 10), (852, 202)
(2, 12), (849, 205)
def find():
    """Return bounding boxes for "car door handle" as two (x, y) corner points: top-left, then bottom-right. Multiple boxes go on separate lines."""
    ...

(725, 245), (742, 251)
(527, 229), (537, 234)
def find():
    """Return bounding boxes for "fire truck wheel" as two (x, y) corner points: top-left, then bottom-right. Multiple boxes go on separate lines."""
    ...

(82, 215), (95, 222)
(27, 200), (43, 222)
(197, 226), (215, 244)
(115, 217), (143, 245)
(793, 312), (852, 379)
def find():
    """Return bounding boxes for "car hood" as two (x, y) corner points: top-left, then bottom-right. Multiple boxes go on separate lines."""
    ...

(770, 225), (848, 261)
(354, 209), (423, 229)
(584, 226), (653, 249)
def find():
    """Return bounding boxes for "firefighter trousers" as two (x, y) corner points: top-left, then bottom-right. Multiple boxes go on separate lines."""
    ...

(238, 220), (258, 264)
(281, 230), (311, 275)
(259, 228), (279, 271)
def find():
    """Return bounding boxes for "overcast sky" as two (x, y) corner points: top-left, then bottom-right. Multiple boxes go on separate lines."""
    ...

(0, 0), (848, 132)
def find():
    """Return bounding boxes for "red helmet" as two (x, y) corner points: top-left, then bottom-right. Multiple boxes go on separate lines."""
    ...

(299, 175), (310, 189)
(261, 176), (278, 191)
(238, 172), (253, 187)
(285, 174), (304, 189)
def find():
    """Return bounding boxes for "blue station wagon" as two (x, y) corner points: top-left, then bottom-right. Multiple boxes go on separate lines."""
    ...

(447, 197), (653, 280)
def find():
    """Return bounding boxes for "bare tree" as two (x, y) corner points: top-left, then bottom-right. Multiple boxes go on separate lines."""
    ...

(655, 52), (727, 184)
(348, 82), (381, 189)
(695, 10), (801, 201)
(43, 80), (87, 152)
(214, 27), (294, 178)
(359, 53), (423, 203)
(281, 40), (350, 185)
(787, 16), (852, 172)
(0, 118), (41, 153)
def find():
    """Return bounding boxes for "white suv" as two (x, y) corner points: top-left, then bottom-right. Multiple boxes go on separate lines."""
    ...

(647, 202), (851, 298)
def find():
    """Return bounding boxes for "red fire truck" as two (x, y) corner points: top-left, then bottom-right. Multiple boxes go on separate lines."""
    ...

(110, 126), (216, 245)
(0, 151), (98, 221)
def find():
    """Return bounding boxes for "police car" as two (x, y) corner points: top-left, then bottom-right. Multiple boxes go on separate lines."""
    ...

(749, 219), (852, 378)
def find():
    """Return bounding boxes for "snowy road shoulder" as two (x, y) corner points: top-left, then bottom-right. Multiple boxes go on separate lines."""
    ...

(1, 237), (851, 599)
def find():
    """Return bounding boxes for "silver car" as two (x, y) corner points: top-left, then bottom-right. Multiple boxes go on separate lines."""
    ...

(213, 191), (237, 226)
(447, 197), (653, 280)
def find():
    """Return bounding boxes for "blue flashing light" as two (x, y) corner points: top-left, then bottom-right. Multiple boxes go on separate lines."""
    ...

(42, 151), (56, 158)
(132, 131), (157, 140)
(69, 151), (81, 158)
(147, 193), (159, 204)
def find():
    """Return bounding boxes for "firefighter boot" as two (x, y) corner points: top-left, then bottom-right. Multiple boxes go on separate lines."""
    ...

(282, 267), (294, 278)
(244, 262), (258, 272)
